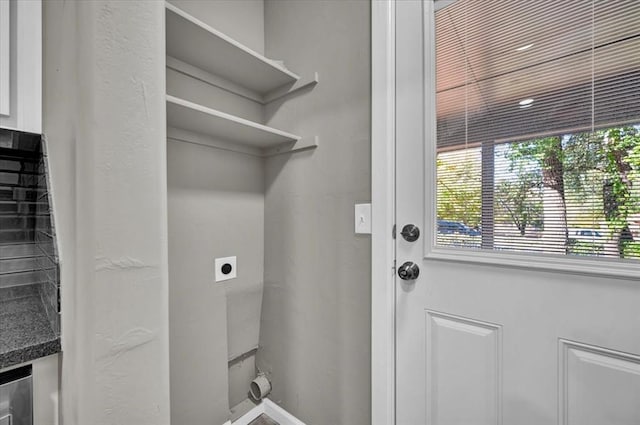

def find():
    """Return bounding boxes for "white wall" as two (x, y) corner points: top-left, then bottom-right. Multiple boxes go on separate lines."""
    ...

(168, 0), (264, 55)
(43, 2), (371, 424)
(259, 1), (372, 424)
(167, 140), (265, 423)
(166, 67), (263, 123)
(166, 0), (267, 420)
(43, 2), (171, 424)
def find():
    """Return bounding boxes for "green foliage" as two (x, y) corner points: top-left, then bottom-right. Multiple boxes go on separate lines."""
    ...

(623, 242), (640, 259)
(504, 128), (640, 257)
(507, 134), (598, 195)
(568, 241), (604, 256)
(508, 137), (564, 192)
(495, 178), (542, 235)
(504, 137), (570, 247)
(598, 127), (640, 233)
(436, 149), (481, 228)
(562, 132), (601, 193)
(437, 125), (640, 259)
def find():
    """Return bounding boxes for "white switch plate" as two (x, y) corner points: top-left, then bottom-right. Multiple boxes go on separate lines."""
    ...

(215, 256), (237, 282)
(355, 203), (372, 234)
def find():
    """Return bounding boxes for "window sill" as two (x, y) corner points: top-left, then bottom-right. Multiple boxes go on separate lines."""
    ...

(425, 245), (640, 280)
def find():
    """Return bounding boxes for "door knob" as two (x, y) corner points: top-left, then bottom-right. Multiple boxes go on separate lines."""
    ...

(400, 224), (420, 242)
(398, 261), (420, 280)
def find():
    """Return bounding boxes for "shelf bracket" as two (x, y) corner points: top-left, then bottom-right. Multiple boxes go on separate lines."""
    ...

(262, 72), (319, 104)
(262, 136), (319, 157)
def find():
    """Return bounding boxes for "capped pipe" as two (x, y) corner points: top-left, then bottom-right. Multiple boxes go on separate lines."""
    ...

(249, 374), (271, 401)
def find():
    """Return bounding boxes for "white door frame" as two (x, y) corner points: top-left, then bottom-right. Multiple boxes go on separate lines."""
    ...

(371, 1), (396, 425)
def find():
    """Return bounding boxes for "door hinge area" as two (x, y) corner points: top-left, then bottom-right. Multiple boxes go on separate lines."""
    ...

(392, 224), (396, 239)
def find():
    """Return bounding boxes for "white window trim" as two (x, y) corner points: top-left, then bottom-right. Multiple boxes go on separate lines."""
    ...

(424, 246), (640, 280)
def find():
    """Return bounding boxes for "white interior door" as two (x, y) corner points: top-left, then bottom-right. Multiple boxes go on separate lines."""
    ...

(395, 1), (640, 424)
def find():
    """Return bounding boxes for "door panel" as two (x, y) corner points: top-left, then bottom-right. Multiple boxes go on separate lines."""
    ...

(395, 1), (640, 424)
(560, 340), (640, 425)
(426, 311), (501, 425)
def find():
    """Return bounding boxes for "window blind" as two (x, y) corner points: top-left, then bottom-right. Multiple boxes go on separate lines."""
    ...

(435, 0), (640, 260)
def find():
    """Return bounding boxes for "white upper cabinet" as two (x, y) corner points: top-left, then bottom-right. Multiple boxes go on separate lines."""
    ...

(0, 0), (42, 134)
(0, 1), (9, 117)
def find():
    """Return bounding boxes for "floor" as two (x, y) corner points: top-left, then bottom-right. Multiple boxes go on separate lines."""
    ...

(248, 414), (279, 425)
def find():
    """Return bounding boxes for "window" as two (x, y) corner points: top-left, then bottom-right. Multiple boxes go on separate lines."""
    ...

(435, 0), (640, 261)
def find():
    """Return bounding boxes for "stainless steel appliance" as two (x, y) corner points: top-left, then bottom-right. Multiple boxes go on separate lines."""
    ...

(0, 366), (32, 425)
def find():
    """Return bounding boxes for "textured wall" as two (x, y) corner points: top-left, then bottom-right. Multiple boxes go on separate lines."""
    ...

(167, 140), (265, 423)
(43, 2), (171, 424)
(259, 1), (372, 424)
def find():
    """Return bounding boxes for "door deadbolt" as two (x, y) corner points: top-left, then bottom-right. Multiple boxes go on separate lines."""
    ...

(400, 224), (420, 242)
(398, 261), (419, 280)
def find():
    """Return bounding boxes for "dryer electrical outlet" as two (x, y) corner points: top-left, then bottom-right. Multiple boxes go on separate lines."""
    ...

(215, 256), (237, 282)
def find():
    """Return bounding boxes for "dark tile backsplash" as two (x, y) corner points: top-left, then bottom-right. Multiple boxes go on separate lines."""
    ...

(0, 128), (60, 338)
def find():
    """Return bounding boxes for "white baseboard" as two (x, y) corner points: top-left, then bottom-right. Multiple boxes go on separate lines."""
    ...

(230, 398), (306, 425)
(262, 399), (306, 425)
(230, 403), (263, 425)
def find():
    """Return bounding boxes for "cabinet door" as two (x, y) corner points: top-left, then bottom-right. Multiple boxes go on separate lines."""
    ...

(0, 0), (9, 117)
(0, 0), (41, 134)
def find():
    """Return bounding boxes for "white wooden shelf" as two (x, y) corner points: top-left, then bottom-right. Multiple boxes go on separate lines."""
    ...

(167, 95), (307, 152)
(166, 2), (299, 96)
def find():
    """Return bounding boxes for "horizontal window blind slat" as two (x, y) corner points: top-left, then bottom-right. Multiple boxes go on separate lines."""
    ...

(435, 0), (640, 261)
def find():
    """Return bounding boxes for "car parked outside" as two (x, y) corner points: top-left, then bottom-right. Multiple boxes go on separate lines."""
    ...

(575, 229), (603, 239)
(437, 220), (480, 236)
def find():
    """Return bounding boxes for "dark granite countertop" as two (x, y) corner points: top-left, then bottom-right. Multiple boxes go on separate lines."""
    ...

(0, 285), (61, 370)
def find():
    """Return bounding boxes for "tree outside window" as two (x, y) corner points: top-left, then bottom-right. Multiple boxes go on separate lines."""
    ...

(436, 126), (640, 260)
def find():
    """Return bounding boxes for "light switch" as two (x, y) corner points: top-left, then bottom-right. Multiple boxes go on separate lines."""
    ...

(355, 203), (372, 234)
(215, 256), (237, 282)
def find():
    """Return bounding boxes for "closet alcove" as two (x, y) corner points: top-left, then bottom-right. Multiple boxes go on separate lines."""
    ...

(165, 2), (318, 423)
